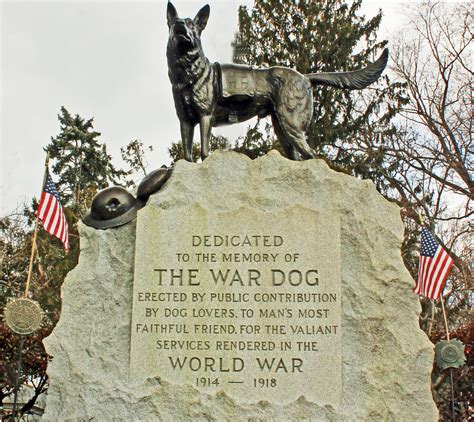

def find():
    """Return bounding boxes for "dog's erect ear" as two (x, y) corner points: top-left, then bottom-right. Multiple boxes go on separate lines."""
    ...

(167, 2), (178, 28)
(194, 4), (210, 32)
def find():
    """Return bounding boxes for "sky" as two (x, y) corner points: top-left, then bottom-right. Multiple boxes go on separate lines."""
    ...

(1, 0), (407, 215)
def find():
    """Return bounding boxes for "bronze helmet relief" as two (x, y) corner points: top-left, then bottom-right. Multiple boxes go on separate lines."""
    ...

(83, 186), (145, 229)
(83, 167), (170, 229)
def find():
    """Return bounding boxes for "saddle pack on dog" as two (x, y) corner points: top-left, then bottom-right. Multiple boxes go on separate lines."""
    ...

(216, 63), (267, 100)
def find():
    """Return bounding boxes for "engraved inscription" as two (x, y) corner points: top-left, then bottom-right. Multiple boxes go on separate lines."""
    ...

(130, 206), (341, 405)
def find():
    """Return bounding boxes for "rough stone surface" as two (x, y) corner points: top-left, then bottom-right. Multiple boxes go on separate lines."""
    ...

(43, 151), (437, 421)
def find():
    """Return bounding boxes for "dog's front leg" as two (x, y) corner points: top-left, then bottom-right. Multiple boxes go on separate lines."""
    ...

(180, 121), (195, 162)
(199, 115), (212, 161)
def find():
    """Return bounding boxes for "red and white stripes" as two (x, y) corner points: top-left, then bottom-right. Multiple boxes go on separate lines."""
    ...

(415, 244), (454, 300)
(37, 190), (69, 251)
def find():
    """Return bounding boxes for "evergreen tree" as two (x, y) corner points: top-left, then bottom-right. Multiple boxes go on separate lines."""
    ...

(46, 107), (129, 216)
(233, 0), (407, 179)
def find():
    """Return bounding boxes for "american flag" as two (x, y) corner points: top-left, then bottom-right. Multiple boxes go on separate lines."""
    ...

(37, 172), (69, 251)
(414, 227), (454, 300)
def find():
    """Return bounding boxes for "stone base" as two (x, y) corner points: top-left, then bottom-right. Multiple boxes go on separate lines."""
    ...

(43, 151), (437, 421)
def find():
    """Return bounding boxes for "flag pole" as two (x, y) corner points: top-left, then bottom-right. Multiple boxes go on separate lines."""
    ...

(10, 336), (24, 421)
(23, 152), (50, 297)
(418, 211), (424, 226)
(440, 296), (450, 341)
(417, 210), (456, 419)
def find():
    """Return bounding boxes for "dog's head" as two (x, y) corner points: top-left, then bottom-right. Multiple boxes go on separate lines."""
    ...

(167, 2), (210, 53)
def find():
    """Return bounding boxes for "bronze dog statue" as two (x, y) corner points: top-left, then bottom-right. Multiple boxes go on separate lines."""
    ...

(167, 2), (388, 162)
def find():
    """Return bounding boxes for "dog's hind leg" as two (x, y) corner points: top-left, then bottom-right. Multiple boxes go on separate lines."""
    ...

(272, 113), (316, 160)
(271, 115), (299, 160)
(199, 115), (212, 161)
(284, 126), (316, 160)
(272, 77), (316, 160)
(180, 121), (195, 162)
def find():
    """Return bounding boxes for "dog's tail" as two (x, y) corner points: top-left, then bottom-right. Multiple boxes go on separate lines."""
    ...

(306, 48), (388, 90)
